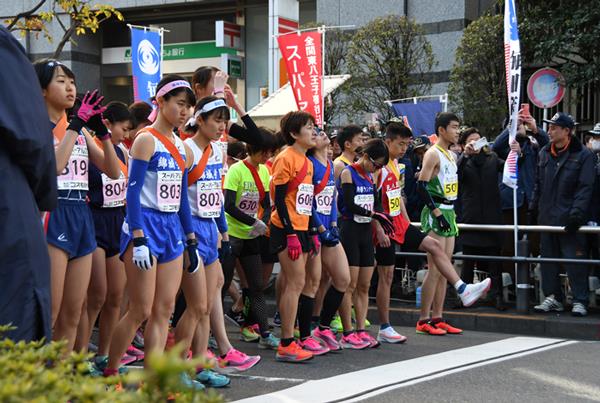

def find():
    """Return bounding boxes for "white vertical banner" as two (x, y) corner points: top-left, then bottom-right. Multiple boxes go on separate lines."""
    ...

(268, 0), (299, 94)
(502, 0), (521, 188)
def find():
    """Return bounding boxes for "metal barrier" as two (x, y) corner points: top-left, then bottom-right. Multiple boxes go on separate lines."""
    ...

(398, 223), (600, 314)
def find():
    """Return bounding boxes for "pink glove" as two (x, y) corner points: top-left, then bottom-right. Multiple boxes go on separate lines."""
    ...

(286, 234), (302, 261)
(77, 90), (105, 122)
(310, 234), (321, 257)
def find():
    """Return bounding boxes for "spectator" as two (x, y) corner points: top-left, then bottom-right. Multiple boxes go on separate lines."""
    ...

(531, 113), (594, 317)
(0, 26), (57, 342)
(457, 128), (505, 310)
(586, 123), (600, 262)
(492, 109), (548, 269)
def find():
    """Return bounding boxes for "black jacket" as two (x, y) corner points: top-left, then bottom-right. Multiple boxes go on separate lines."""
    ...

(457, 151), (504, 247)
(531, 136), (595, 226)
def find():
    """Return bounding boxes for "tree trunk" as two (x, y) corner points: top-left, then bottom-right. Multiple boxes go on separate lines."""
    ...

(52, 25), (75, 59)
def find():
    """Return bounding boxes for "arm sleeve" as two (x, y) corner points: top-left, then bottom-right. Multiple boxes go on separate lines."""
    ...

(342, 183), (372, 217)
(309, 210), (318, 233)
(373, 186), (384, 213)
(177, 168), (194, 235)
(126, 159), (149, 232)
(274, 184), (294, 234)
(215, 204), (228, 233)
(0, 27), (57, 211)
(417, 180), (437, 211)
(311, 195), (324, 228)
(224, 189), (255, 226)
(331, 189), (338, 223)
(228, 114), (263, 146)
(260, 193), (271, 223)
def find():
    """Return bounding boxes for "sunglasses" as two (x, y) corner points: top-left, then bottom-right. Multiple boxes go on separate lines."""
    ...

(369, 157), (384, 169)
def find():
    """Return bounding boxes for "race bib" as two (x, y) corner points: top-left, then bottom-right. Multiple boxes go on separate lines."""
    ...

(197, 180), (222, 218)
(58, 144), (88, 190)
(239, 190), (260, 218)
(387, 188), (402, 217)
(443, 173), (458, 200)
(354, 194), (374, 223)
(315, 185), (335, 215)
(157, 170), (182, 212)
(102, 173), (127, 208)
(296, 183), (314, 216)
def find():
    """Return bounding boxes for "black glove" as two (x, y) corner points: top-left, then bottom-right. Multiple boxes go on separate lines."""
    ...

(219, 240), (232, 260)
(87, 113), (110, 140)
(185, 239), (200, 273)
(565, 212), (584, 233)
(372, 211), (395, 235)
(436, 214), (451, 232)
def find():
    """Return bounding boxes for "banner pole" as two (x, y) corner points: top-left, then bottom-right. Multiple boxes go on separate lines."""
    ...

(513, 181), (518, 290)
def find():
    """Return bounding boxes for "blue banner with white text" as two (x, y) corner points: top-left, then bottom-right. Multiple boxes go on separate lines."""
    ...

(130, 27), (162, 103)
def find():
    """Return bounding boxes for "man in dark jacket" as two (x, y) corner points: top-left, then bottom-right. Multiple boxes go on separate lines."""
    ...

(0, 26), (57, 341)
(458, 128), (505, 309)
(531, 113), (594, 317)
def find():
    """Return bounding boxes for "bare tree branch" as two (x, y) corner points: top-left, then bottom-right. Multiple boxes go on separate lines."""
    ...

(6, 0), (47, 30)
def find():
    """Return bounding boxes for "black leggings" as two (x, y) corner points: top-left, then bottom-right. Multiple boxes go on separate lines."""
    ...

(221, 236), (269, 334)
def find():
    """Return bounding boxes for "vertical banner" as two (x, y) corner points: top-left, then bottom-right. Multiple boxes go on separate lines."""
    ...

(278, 31), (323, 127)
(130, 27), (162, 103)
(502, 0), (521, 188)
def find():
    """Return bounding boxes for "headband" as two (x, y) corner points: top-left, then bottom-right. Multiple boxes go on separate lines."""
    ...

(148, 80), (192, 122)
(185, 99), (228, 128)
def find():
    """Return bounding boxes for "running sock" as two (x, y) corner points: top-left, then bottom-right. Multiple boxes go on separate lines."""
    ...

(318, 325), (331, 332)
(319, 286), (345, 327)
(343, 330), (354, 337)
(357, 329), (367, 333)
(103, 368), (118, 377)
(431, 317), (442, 324)
(281, 337), (294, 347)
(260, 331), (271, 338)
(454, 280), (467, 294)
(311, 315), (320, 324)
(298, 294), (315, 339)
(380, 323), (391, 330)
(417, 319), (430, 326)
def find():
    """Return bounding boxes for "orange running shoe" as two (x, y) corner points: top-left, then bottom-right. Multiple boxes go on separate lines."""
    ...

(276, 341), (313, 362)
(415, 320), (447, 335)
(434, 320), (462, 334)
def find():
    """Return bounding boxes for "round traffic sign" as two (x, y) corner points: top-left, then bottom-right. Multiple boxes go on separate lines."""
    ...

(527, 68), (565, 108)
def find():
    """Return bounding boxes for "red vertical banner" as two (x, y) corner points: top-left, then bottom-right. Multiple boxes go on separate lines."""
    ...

(277, 31), (323, 127)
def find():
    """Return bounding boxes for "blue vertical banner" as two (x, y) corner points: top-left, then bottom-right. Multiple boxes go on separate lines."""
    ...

(130, 27), (162, 103)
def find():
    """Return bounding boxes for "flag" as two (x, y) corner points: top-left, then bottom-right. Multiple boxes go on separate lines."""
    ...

(391, 100), (442, 136)
(277, 32), (323, 127)
(502, 0), (521, 188)
(130, 27), (162, 103)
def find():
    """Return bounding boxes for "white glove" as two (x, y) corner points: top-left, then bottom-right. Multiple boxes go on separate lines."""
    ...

(213, 71), (228, 94)
(248, 219), (267, 238)
(132, 237), (153, 271)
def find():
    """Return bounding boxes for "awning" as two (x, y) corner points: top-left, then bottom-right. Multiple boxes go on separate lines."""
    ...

(248, 74), (351, 130)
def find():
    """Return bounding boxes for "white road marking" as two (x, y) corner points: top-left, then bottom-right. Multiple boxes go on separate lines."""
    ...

(233, 337), (576, 403)
(228, 374), (307, 383)
(515, 367), (600, 402)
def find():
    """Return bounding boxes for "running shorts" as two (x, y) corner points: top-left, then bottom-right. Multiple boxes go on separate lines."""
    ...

(46, 200), (96, 259)
(340, 219), (374, 267)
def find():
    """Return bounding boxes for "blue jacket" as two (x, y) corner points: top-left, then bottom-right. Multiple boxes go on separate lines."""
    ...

(492, 128), (548, 210)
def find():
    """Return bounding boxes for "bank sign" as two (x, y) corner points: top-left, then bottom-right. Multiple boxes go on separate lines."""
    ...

(119, 41), (236, 62)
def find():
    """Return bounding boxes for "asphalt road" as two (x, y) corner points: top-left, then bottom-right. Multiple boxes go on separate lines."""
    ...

(214, 324), (599, 403)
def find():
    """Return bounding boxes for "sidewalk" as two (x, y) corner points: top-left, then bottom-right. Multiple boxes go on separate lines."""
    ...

(376, 301), (600, 341)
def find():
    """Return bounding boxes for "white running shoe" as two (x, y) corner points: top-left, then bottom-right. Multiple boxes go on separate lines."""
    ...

(377, 326), (408, 344)
(571, 302), (587, 317)
(459, 278), (492, 307)
(534, 295), (564, 313)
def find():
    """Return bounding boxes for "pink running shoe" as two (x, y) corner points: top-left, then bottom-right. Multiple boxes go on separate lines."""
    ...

(340, 332), (370, 350)
(120, 353), (137, 366)
(217, 348), (261, 373)
(358, 331), (381, 348)
(312, 327), (341, 351)
(126, 345), (145, 361)
(298, 336), (330, 356)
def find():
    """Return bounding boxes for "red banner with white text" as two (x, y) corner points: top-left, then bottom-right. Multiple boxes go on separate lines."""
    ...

(277, 31), (323, 127)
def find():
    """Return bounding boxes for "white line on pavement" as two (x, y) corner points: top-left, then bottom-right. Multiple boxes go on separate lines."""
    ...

(514, 367), (600, 402)
(232, 337), (576, 403)
(228, 374), (307, 383)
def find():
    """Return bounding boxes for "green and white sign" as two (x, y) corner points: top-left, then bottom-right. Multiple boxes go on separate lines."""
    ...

(104, 41), (237, 64)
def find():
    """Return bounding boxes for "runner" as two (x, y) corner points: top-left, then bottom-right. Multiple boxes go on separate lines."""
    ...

(103, 75), (202, 390)
(307, 130), (352, 352)
(374, 122), (411, 344)
(333, 124), (364, 179)
(337, 138), (395, 349)
(417, 112), (491, 335)
(270, 111), (318, 362)
(34, 59), (122, 353)
(73, 102), (137, 366)
(126, 101), (152, 149)
(222, 129), (280, 350)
